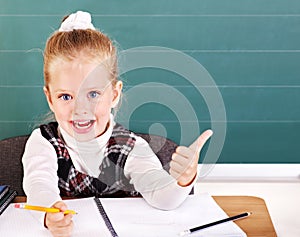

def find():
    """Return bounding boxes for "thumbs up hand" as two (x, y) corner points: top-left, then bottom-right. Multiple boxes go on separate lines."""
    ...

(170, 130), (213, 187)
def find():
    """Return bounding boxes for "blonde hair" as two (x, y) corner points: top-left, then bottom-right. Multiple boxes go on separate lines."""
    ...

(43, 22), (118, 89)
(41, 15), (121, 122)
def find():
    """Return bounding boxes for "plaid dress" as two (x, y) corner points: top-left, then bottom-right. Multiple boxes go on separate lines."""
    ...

(40, 122), (140, 198)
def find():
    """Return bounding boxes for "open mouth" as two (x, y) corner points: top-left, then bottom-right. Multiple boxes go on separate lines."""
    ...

(72, 120), (95, 133)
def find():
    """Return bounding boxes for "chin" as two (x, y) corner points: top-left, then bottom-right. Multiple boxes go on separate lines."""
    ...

(73, 133), (95, 142)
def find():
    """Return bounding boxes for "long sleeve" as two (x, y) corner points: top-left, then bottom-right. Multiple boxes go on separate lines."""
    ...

(124, 136), (195, 210)
(22, 129), (62, 223)
(22, 121), (195, 221)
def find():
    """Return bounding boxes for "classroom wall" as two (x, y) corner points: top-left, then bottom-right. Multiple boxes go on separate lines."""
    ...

(1, 0), (300, 163)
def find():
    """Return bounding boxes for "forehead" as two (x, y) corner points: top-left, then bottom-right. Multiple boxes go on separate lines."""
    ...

(49, 58), (111, 91)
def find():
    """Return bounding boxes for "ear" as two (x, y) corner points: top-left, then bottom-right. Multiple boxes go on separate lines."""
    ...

(111, 81), (123, 108)
(43, 86), (54, 112)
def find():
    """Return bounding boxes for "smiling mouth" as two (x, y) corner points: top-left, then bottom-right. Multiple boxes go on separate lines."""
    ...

(72, 120), (95, 132)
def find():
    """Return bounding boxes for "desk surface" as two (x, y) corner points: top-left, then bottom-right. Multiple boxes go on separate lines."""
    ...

(213, 196), (277, 237)
(14, 195), (277, 237)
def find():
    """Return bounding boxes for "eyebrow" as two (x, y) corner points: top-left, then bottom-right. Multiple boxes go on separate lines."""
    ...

(53, 89), (72, 94)
(52, 82), (111, 94)
(84, 83), (112, 92)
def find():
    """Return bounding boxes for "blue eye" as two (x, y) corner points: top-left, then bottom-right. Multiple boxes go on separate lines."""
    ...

(88, 91), (100, 99)
(60, 94), (72, 101)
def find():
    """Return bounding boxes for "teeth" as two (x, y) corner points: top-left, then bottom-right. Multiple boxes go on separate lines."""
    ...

(73, 120), (93, 128)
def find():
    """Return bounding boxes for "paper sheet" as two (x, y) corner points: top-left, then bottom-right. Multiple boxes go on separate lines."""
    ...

(0, 193), (246, 237)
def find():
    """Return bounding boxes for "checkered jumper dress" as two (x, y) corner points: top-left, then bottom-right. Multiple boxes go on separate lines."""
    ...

(40, 122), (140, 198)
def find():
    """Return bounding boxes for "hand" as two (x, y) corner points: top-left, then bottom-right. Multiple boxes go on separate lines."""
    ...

(170, 130), (213, 186)
(45, 201), (74, 237)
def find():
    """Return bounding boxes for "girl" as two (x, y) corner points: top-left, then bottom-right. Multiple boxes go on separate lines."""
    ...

(22, 11), (212, 237)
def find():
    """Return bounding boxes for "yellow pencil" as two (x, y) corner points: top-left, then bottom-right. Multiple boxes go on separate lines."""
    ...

(14, 203), (77, 215)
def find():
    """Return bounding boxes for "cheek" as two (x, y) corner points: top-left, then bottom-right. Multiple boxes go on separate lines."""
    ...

(93, 98), (114, 115)
(52, 103), (73, 119)
(94, 104), (111, 116)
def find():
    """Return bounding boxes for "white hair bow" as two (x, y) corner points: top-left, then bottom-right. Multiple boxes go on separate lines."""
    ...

(59, 11), (95, 32)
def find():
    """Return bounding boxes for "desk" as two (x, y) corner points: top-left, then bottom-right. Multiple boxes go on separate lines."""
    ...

(213, 196), (277, 237)
(14, 195), (277, 237)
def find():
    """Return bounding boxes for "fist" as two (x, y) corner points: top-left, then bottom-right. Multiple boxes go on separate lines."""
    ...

(45, 201), (74, 237)
(170, 130), (213, 186)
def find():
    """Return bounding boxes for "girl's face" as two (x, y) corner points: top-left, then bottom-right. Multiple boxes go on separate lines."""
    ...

(44, 57), (122, 142)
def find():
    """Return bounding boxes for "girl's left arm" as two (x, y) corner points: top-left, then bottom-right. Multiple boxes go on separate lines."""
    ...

(124, 136), (195, 210)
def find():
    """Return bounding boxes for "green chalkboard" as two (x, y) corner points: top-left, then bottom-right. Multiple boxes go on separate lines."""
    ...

(1, 0), (300, 163)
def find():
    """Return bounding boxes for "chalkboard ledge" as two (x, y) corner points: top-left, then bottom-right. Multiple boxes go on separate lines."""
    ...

(196, 164), (300, 182)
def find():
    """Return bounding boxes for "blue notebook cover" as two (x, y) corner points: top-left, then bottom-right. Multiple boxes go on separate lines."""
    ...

(0, 185), (9, 200)
(0, 189), (17, 215)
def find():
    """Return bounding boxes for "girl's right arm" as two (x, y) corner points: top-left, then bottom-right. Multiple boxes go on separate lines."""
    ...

(22, 129), (62, 224)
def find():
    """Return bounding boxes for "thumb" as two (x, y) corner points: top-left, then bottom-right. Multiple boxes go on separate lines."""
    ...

(189, 129), (213, 154)
(52, 201), (67, 212)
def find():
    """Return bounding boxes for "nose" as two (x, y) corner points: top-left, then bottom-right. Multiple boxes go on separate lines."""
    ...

(73, 95), (90, 116)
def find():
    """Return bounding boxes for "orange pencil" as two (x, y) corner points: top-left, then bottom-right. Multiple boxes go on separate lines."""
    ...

(14, 203), (77, 215)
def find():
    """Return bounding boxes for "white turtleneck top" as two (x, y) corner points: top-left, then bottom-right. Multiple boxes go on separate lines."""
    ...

(22, 115), (195, 223)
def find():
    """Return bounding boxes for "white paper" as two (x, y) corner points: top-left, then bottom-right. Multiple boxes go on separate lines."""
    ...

(0, 193), (246, 237)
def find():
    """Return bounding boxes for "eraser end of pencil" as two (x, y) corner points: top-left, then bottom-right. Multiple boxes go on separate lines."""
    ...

(14, 204), (21, 208)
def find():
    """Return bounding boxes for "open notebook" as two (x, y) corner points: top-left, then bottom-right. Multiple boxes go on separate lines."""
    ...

(0, 193), (247, 237)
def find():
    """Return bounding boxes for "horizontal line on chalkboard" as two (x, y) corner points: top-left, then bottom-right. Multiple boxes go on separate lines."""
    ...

(0, 49), (42, 53)
(0, 121), (37, 123)
(123, 85), (300, 88)
(1, 120), (300, 123)
(1, 14), (300, 17)
(0, 85), (43, 88)
(116, 120), (300, 123)
(2, 85), (300, 88)
(120, 49), (300, 53)
(3, 49), (300, 53)
(184, 50), (300, 53)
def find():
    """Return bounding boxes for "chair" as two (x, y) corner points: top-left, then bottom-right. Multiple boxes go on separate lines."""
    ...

(0, 135), (29, 195)
(136, 133), (178, 172)
(0, 133), (178, 196)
